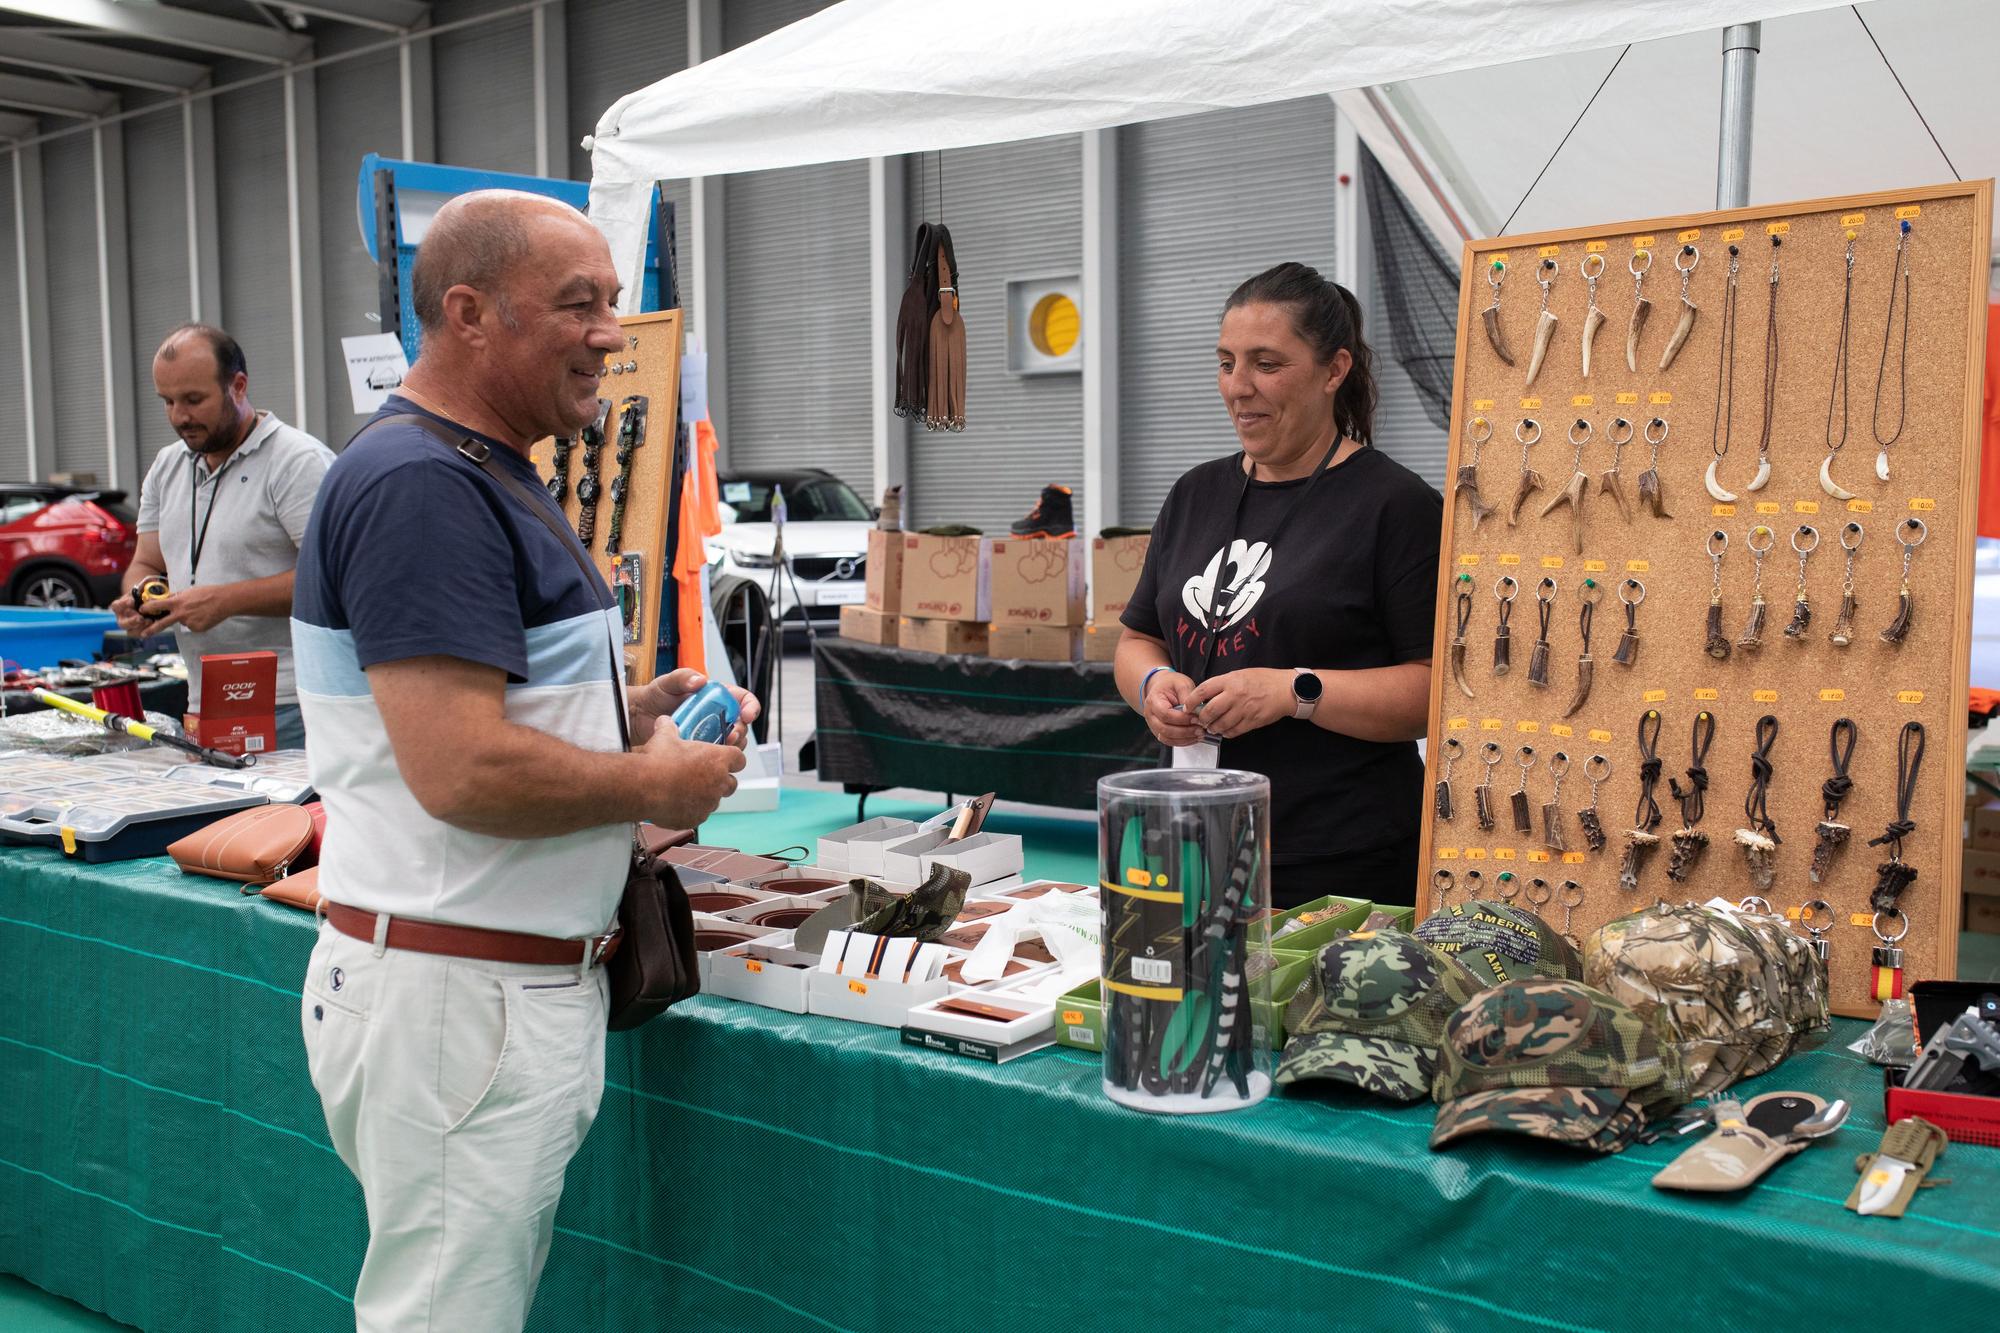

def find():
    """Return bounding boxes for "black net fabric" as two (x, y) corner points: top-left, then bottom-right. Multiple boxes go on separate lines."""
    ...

(1362, 147), (1459, 431)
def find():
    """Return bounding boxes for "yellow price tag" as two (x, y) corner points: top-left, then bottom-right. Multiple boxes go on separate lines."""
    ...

(1615, 392), (1639, 405)
(1895, 205), (1921, 220)
(1644, 689), (1668, 703)
(1499, 554), (1522, 566)
(1712, 504), (1737, 516)
(1766, 221), (1790, 235)
(1493, 848), (1518, 861)
(1481, 718), (1505, 731)
(1694, 688), (1719, 701)
(1563, 852), (1588, 865)
(1841, 213), (1866, 227)
(1550, 723), (1574, 738)
(1517, 720), (1541, 734)
(1820, 689), (1846, 702)
(1520, 397), (1543, 410)
(1910, 498), (1936, 512)
(1448, 717), (1470, 730)
(1473, 399), (1496, 411)
(1633, 235), (1657, 248)
(1753, 689), (1778, 703)
(1677, 229), (1701, 243)
(848, 980), (869, 995)
(1649, 391), (1673, 404)
(1458, 553), (1481, 565)
(1588, 729), (1613, 743)
(1848, 499), (1873, 513)
(1528, 850), (1552, 863)
(1538, 245), (1562, 257)
(1541, 555), (1564, 569)
(1794, 500), (1820, 514)
(1850, 913), (1874, 928)
(1572, 395), (1594, 407)
(1437, 847), (1460, 860)
(1464, 848), (1488, 860)
(1490, 253), (1509, 265)
(745, 960), (765, 974)
(1897, 691), (1924, 705)
(1061, 1010), (1084, 1026)
(1583, 560), (1607, 572)
(1627, 560), (1650, 572)
(1755, 502), (1781, 515)
(1585, 240), (1609, 252)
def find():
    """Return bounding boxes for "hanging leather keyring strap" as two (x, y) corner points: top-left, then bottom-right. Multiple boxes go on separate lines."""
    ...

(1633, 707), (1663, 832)
(412, 413), (701, 1028)
(1743, 714), (1780, 841)
(1670, 709), (1714, 828)
(1821, 717), (1857, 821)
(1868, 721), (1926, 859)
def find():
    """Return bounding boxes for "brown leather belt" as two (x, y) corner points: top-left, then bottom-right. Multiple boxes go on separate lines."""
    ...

(323, 900), (620, 967)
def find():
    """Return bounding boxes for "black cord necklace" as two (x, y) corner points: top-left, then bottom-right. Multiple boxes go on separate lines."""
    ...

(1871, 219), (1914, 481)
(1867, 720), (1925, 912)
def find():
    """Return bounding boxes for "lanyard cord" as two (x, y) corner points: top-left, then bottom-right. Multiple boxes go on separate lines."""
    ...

(187, 447), (241, 585)
(1634, 708), (1663, 832)
(1867, 721), (1925, 861)
(1822, 717), (1857, 821)
(1743, 713), (1780, 839)
(1670, 709), (1714, 828)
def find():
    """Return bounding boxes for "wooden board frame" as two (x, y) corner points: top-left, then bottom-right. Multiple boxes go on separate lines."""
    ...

(530, 309), (684, 686)
(1418, 180), (1992, 1018)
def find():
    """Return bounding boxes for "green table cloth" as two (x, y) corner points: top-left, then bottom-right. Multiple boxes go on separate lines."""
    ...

(3, 844), (1998, 1333)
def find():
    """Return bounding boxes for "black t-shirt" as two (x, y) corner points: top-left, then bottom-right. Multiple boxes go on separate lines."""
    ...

(1121, 445), (1442, 864)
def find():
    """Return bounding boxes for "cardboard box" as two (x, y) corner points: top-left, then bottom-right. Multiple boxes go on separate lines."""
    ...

(865, 528), (905, 613)
(1970, 801), (2000, 853)
(897, 534), (989, 622)
(899, 616), (989, 656)
(839, 604), (900, 647)
(879, 829), (1025, 887)
(1962, 848), (2000, 895)
(185, 651), (277, 757)
(987, 536), (1085, 627)
(820, 816), (920, 874)
(1967, 894), (2000, 934)
(1090, 533), (1151, 625)
(989, 623), (1082, 663)
(1082, 623), (1119, 663)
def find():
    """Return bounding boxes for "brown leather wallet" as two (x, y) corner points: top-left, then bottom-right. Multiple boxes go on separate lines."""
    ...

(260, 865), (322, 912)
(168, 803), (317, 886)
(323, 899), (620, 967)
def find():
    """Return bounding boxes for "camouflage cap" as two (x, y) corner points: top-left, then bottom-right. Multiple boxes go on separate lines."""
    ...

(1274, 929), (1486, 1101)
(1413, 899), (1582, 986)
(1583, 903), (1830, 1098)
(1431, 977), (1692, 1132)
(1429, 1085), (1649, 1154)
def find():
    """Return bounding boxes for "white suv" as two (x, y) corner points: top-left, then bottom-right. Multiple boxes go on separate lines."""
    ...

(705, 468), (875, 631)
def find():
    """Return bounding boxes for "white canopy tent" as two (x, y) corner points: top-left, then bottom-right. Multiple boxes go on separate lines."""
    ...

(583, 0), (1995, 308)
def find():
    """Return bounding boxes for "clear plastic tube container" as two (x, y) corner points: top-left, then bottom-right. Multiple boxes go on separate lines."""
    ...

(1098, 768), (1272, 1113)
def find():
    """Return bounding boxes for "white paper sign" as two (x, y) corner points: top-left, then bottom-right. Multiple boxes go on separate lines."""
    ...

(680, 350), (709, 424)
(341, 333), (410, 414)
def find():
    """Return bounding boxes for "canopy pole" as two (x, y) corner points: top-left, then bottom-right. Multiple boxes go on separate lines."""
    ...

(1716, 22), (1760, 209)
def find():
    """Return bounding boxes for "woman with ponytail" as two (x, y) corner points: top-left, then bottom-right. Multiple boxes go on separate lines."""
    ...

(1114, 262), (1442, 908)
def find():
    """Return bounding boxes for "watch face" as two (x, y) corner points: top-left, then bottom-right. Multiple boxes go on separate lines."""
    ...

(1294, 672), (1323, 702)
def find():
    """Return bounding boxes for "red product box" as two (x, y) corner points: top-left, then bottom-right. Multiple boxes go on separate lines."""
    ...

(186, 651), (277, 757)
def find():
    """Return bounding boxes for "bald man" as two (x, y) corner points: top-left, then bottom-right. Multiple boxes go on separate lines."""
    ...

(291, 191), (757, 1332)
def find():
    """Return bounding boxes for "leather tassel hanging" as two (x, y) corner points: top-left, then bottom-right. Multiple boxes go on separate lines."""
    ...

(924, 228), (966, 431)
(1526, 579), (1556, 689)
(1492, 577), (1517, 677)
(1810, 719), (1858, 885)
(1613, 577), (1644, 667)
(893, 223), (938, 420)
(1665, 710), (1715, 884)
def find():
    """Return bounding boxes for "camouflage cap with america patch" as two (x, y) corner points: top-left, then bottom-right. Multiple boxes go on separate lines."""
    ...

(1413, 899), (1582, 986)
(1274, 929), (1487, 1101)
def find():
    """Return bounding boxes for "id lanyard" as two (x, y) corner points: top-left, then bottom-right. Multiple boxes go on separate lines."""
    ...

(187, 449), (239, 587)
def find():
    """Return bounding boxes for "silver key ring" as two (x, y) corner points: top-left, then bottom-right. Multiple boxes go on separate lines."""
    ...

(1792, 524), (1820, 555)
(1495, 574), (1519, 604)
(1580, 252), (1606, 281)
(1467, 415), (1493, 445)
(1873, 909), (1909, 944)
(1738, 896), (1773, 915)
(1629, 248), (1652, 277)
(1619, 576), (1646, 607)
(1526, 877), (1553, 908)
(1898, 517), (1928, 550)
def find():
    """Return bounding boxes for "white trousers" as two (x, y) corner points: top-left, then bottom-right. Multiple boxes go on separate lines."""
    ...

(301, 921), (609, 1333)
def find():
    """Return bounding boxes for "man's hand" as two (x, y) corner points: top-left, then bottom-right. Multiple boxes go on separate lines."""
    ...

(112, 593), (156, 636)
(634, 720), (746, 827)
(1185, 668), (1292, 739)
(1142, 669), (1206, 747)
(141, 584), (236, 634)
(628, 667), (761, 748)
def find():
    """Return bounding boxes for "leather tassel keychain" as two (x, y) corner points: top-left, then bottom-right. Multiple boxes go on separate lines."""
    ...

(1475, 742), (1502, 832)
(1872, 219), (1914, 483)
(1507, 418), (1544, 526)
(1810, 717), (1858, 885)
(1578, 754), (1611, 853)
(1449, 573), (1477, 699)
(1638, 415), (1673, 519)
(1866, 721), (1925, 914)
(1737, 524), (1774, 651)
(1666, 709), (1716, 883)
(1526, 577), (1557, 689)
(1454, 416), (1497, 531)
(1492, 576), (1518, 677)
(1579, 253), (1607, 378)
(1784, 524), (1819, 639)
(1482, 258), (1517, 366)
(1704, 530), (1732, 661)
(1658, 243), (1701, 371)
(1539, 419), (1592, 555)
(1704, 245), (1745, 504)
(1879, 517), (1925, 645)
(1435, 736), (1463, 823)
(1524, 258), (1559, 389)
(1597, 416), (1633, 521)
(1613, 577), (1645, 667)
(1733, 715), (1782, 891)
(1563, 579), (1601, 719)
(1820, 229), (1860, 501)
(924, 229), (967, 431)
(1620, 709), (1666, 892)
(1542, 752), (1570, 852)
(1511, 746), (1537, 836)
(1625, 248), (1653, 373)
(1830, 521), (1864, 646)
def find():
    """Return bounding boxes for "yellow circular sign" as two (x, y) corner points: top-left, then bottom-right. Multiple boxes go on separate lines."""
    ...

(1029, 292), (1080, 358)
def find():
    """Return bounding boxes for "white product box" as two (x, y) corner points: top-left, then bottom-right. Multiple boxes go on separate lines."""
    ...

(905, 984), (1057, 1046)
(819, 817), (921, 875)
(692, 912), (780, 984)
(707, 935), (816, 1014)
(878, 830), (1024, 887)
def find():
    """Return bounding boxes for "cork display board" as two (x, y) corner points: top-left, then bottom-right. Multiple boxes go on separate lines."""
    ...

(1418, 182), (1993, 1018)
(529, 309), (684, 686)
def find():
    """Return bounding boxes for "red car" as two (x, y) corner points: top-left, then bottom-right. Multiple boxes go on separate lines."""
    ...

(0, 484), (137, 608)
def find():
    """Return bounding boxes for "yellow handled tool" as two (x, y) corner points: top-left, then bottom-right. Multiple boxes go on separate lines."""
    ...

(31, 689), (255, 770)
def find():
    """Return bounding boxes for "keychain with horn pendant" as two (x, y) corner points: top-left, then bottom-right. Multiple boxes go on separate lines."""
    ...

(1511, 746), (1537, 835)
(1658, 243), (1701, 371)
(1435, 736), (1463, 823)
(1626, 248), (1653, 372)
(1481, 258), (1517, 366)
(1542, 752), (1571, 852)
(1704, 529), (1732, 661)
(1820, 229), (1860, 500)
(1449, 573), (1477, 699)
(1507, 418), (1544, 526)
(1703, 245), (1745, 503)
(1873, 219), (1913, 482)
(1737, 524), (1774, 650)
(1454, 415), (1497, 531)
(1492, 575), (1518, 677)
(1563, 578), (1601, 719)
(1620, 709), (1665, 891)
(1474, 741), (1502, 832)
(1783, 524), (1819, 639)
(1733, 714), (1782, 891)
(1578, 754), (1611, 853)
(1524, 258), (1559, 389)
(1830, 520), (1863, 646)
(1526, 577), (1557, 689)
(1540, 419), (1592, 554)
(1880, 516), (1925, 645)
(1597, 416), (1633, 521)
(1637, 415), (1672, 519)
(1579, 253), (1607, 377)
(1612, 576), (1644, 667)
(1666, 709), (1715, 883)
(1866, 721), (1925, 917)
(1810, 717), (1858, 885)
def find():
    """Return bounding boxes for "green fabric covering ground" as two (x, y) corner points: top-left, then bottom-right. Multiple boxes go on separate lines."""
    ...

(3, 825), (2000, 1332)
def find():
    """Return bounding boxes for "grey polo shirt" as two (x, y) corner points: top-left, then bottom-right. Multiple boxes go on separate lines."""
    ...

(136, 411), (335, 705)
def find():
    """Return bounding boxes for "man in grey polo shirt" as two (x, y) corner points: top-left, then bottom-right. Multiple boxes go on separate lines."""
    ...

(116, 324), (334, 750)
